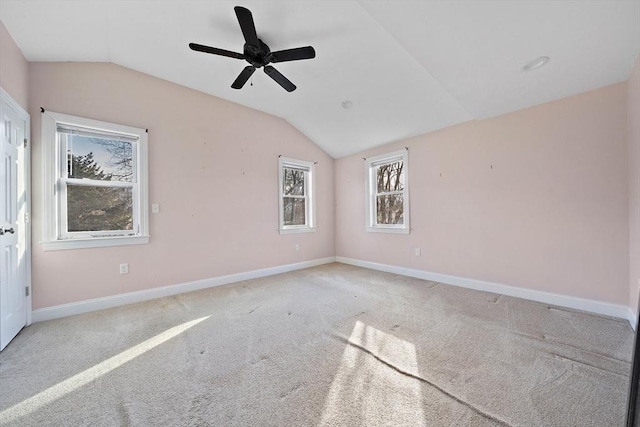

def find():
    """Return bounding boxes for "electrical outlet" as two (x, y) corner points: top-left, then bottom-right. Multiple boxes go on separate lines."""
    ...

(414, 248), (421, 257)
(119, 263), (129, 274)
(295, 244), (300, 251)
(151, 204), (160, 214)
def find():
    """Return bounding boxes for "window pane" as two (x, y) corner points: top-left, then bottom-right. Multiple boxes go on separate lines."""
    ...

(376, 194), (404, 225)
(67, 185), (133, 232)
(65, 134), (133, 182)
(283, 197), (306, 226)
(376, 161), (404, 193)
(283, 168), (305, 196)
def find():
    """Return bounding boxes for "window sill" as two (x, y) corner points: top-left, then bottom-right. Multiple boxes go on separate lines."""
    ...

(279, 227), (316, 235)
(41, 235), (150, 251)
(366, 227), (410, 234)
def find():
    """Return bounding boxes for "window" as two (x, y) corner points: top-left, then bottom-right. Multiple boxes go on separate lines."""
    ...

(42, 111), (149, 250)
(365, 148), (409, 233)
(278, 157), (315, 234)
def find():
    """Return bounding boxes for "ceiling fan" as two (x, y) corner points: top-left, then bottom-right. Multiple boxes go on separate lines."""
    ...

(189, 6), (316, 92)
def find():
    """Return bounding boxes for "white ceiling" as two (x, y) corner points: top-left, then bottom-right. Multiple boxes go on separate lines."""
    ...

(1, 1), (638, 158)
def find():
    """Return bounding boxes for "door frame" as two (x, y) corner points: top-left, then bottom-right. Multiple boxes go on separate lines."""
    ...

(0, 86), (32, 327)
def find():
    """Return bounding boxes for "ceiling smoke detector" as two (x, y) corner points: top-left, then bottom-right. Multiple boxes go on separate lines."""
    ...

(522, 56), (550, 71)
(341, 100), (353, 109)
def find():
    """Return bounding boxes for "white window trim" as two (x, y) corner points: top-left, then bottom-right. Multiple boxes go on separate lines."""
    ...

(365, 148), (410, 234)
(41, 111), (149, 250)
(278, 156), (316, 234)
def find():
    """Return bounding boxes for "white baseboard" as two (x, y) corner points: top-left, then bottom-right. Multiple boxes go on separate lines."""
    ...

(336, 256), (633, 326)
(32, 255), (636, 330)
(628, 308), (638, 331)
(32, 257), (336, 323)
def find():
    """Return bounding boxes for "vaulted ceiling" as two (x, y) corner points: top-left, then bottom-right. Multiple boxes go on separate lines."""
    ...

(1, 1), (638, 157)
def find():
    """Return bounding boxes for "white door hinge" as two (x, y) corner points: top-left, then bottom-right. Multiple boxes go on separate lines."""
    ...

(24, 212), (29, 223)
(25, 286), (29, 297)
(23, 138), (27, 148)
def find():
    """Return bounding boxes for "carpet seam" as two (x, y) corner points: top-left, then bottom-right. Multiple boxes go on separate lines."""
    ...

(332, 334), (514, 427)
(511, 331), (630, 365)
(550, 353), (630, 378)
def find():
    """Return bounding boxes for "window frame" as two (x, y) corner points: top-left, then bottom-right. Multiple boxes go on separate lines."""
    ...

(41, 111), (149, 250)
(365, 148), (410, 234)
(278, 156), (316, 234)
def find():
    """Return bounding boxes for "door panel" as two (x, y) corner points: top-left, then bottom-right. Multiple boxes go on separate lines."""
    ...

(0, 93), (28, 351)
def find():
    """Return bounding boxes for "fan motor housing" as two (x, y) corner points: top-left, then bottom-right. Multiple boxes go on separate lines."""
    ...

(244, 39), (271, 68)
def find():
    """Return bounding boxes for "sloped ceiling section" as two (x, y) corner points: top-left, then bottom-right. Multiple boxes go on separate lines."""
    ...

(1, 1), (638, 157)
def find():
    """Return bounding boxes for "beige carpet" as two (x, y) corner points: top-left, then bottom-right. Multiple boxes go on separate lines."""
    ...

(0, 263), (634, 426)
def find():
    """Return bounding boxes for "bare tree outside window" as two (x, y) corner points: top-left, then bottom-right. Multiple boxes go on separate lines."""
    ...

(278, 157), (315, 234)
(67, 136), (133, 181)
(365, 149), (409, 233)
(65, 135), (134, 232)
(283, 168), (306, 225)
(375, 161), (404, 225)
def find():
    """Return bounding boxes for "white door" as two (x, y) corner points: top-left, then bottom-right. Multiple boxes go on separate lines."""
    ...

(0, 90), (29, 351)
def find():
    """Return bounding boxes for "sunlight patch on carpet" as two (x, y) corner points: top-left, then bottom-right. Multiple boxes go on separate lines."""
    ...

(0, 316), (210, 424)
(319, 320), (425, 426)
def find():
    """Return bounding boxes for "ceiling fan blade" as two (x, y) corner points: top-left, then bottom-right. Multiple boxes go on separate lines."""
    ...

(270, 46), (316, 63)
(264, 66), (296, 92)
(234, 6), (260, 47)
(189, 43), (245, 60)
(231, 66), (256, 89)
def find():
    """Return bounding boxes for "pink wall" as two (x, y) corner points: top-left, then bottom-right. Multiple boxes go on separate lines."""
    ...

(0, 20), (28, 110)
(630, 57), (640, 313)
(29, 62), (334, 309)
(5, 21), (635, 312)
(336, 83), (629, 305)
